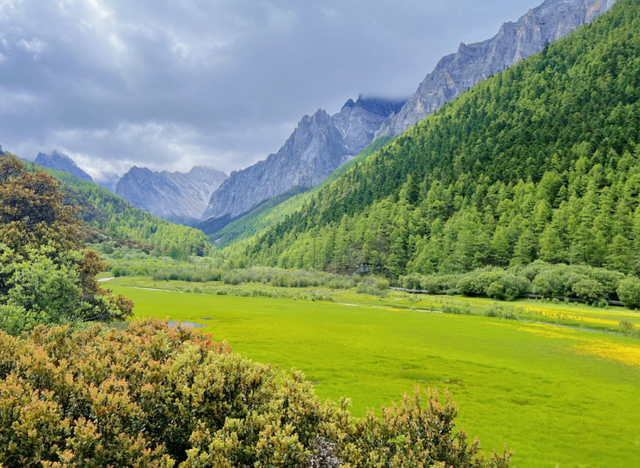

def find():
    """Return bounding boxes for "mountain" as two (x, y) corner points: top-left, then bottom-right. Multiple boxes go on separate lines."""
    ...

(201, 96), (405, 224)
(26, 161), (212, 256)
(93, 173), (121, 193)
(35, 150), (93, 182)
(242, 0), (640, 277)
(376, 0), (617, 138)
(116, 166), (228, 225)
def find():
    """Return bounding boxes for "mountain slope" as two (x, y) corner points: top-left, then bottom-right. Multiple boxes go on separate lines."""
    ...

(376, 0), (616, 138)
(35, 150), (93, 182)
(209, 136), (396, 247)
(201, 97), (405, 224)
(21, 161), (212, 256)
(116, 166), (228, 225)
(243, 0), (640, 277)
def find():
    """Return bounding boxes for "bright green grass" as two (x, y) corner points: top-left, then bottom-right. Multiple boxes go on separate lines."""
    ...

(112, 283), (640, 468)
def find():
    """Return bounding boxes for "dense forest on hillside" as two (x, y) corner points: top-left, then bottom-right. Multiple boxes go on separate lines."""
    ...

(242, 0), (640, 280)
(28, 163), (211, 257)
(212, 136), (397, 247)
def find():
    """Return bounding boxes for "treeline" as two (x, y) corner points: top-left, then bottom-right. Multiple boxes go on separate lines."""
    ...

(399, 262), (640, 308)
(33, 164), (211, 256)
(241, 0), (640, 280)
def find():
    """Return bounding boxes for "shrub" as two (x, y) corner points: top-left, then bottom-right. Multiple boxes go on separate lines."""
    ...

(399, 273), (423, 290)
(571, 279), (605, 302)
(617, 277), (640, 309)
(0, 319), (513, 467)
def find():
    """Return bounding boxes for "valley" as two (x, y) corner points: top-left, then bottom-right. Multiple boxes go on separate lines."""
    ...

(104, 276), (640, 467)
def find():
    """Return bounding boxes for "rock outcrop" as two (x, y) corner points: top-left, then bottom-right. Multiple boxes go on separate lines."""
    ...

(376, 0), (616, 138)
(35, 150), (94, 182)
(202, 96), (405, 222)
(116, 166), (228, 225)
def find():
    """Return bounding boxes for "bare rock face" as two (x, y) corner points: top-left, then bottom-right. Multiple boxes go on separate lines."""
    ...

(35, 150), (93, 182)
(202, 96), (404, 222)
(376, 0), (617, 138)
(116, 166), (228, 225)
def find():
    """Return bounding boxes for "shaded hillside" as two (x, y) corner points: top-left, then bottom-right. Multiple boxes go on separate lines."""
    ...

(244, 0), (640, 277)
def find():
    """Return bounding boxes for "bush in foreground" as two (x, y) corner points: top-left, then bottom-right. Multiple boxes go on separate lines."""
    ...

(0, 319), (513, 467)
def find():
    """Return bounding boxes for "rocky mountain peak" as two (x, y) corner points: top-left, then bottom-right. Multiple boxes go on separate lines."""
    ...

(116, 165), (228, 225)
(35, 150), (93, 182)
(375, 0), (616, 139)
(201, 95), (405, 225)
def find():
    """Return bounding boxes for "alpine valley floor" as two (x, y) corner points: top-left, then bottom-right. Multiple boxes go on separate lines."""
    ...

(109, 280), (640, 468)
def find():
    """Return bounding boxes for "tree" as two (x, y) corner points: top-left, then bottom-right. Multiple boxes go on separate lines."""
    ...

(617, 277), (640, 309)
(0, 154), (133, 334)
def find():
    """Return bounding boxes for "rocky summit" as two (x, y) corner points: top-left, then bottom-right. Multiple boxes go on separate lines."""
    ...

(35, 150), (94, 182)
(375, 0), (616, 138)
(201, 96), (405, 222)
(116, 166), (228, 225)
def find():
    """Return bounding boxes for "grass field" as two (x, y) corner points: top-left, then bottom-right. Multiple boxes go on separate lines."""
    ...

(109, 279), (640, 467)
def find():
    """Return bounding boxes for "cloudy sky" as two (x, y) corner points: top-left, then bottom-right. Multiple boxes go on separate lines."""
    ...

(0, 0), (536, 179)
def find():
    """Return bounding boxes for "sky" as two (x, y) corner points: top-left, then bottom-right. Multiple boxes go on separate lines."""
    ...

(0, 0), (536, 179)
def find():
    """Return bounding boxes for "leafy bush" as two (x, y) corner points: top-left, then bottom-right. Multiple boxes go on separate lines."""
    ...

(620, 320), (640, 338)
(356, 276), (390, 297)
(0, 319), (513, 467)
(617, 277), (640, 309)
(420, 274), (460, 294)
(399, 273), (423, 290)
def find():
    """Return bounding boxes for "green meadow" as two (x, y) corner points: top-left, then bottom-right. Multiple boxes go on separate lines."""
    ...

(110, 280), (640, 468)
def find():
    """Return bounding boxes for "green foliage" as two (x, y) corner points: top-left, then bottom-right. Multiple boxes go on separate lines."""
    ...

(221, 266), (356, 289)
(619, 319), (640, 337)
(408, 262), (629, 304)
(356, 276), (390, 297)
(243, 0), (640, 280)
(216, 136), (397, 249)
(32, 164), (211, 256)
(0, 319), (512, 467)
(617, 276), (640, 309)
(0, 155), (133, 334)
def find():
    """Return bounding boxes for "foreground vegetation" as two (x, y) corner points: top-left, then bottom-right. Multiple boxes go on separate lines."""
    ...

(0, 318), (513, 467)
(0, 155), (133, 335)
(115, 284), (640, 468)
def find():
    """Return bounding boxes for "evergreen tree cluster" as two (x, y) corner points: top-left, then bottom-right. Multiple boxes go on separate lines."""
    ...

(243, 0), (640, 281)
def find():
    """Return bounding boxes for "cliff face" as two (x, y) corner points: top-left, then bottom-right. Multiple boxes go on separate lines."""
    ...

(375, 0), (617, 138)
(34, 151), (93, 182)
(202, 96), (405, 221)
(116, 166), (228, 225)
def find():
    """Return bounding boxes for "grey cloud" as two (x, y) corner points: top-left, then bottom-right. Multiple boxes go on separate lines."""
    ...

(0, 0), (535, 175)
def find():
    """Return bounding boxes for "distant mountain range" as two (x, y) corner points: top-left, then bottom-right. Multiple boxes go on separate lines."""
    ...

(198, 0), (616, 237)
(34, 150), (120, 193)
(35, 151), (93, 182)
(116, 166), (228, 225)
(201, 96), (405, 223)
(15, 0), (616, 237)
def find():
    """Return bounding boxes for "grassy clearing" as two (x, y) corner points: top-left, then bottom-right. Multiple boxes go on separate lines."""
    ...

(109, 278), (640, 468)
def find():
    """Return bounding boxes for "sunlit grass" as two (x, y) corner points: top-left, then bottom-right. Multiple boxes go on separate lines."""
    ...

(110, 280), (640, 468)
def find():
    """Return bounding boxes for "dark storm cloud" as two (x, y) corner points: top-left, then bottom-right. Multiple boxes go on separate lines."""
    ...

(0, 0), (535, 176)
